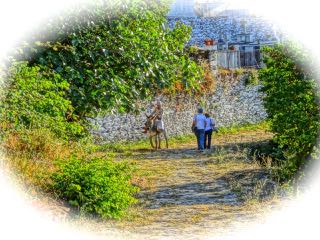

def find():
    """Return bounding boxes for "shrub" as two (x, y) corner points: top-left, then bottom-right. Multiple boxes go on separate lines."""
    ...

(259, 42), (320, 182)
(0, 62), (85, 139)
(50, 156), (138, 219)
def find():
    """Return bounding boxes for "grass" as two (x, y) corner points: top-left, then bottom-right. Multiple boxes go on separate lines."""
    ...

(216, 121), (270, 135)
(2, 129), (71, 190)
(1, 128), (99, 191)
(97, 133), (197, 153)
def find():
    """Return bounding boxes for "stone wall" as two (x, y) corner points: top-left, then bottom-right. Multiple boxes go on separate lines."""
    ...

(90, 74), (267, 142)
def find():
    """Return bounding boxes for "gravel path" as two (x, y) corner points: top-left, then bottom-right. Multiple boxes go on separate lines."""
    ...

(106, 130), (282, 239)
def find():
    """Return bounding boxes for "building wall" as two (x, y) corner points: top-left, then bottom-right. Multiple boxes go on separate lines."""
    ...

(216, 51), (241, 69)
(90, 74), (267, 142)
(206, 49), (261, 69)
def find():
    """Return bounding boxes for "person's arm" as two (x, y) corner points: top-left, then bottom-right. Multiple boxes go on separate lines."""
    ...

(159, 109), (164, 118)
(150, 109), (157, 120)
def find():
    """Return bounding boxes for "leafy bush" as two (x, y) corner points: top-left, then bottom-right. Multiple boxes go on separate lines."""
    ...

(259, 42), (320, 181)
(0, 62), (85, 138)
(51, 156), (138, 219)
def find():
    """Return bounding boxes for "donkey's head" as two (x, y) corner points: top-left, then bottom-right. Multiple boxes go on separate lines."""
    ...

(143, 114), (152, 132)
(144, 114), (153, 131)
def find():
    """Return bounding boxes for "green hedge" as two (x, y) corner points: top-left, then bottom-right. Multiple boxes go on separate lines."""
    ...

(51, 156), (138, 219)
(259, 42), (320, 182)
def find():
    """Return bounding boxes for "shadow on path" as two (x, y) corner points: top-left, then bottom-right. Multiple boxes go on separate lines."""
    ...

(139, 168), (276, 209)
(140, 178), (239, 209)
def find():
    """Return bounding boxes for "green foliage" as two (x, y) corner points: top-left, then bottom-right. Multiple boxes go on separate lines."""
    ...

(259, 42), (320, 181)
(216, 121), (270, 135)
(244, 69), (259, 86)
(234, 68), (245, 75)
(13, 0), (202, 117)
(0, 62), (85, 138)
(51, 156), (138, 219)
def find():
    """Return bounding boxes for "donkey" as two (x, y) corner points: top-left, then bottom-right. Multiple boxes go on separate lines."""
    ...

(144, 114), (168, 150)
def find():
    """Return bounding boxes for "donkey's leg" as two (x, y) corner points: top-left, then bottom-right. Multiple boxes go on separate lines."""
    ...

(149, 136), (155, 149)
(158, 134), (161, 149)
(163, 129), (168, 148)
(155, 134), (158, 150)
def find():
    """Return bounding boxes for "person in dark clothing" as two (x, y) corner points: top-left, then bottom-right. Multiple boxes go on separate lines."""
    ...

(192, 108), (206, 150)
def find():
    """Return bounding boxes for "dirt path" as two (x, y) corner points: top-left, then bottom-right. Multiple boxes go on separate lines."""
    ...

(28, 129), (285, 239)
(99, 129), (284, 239)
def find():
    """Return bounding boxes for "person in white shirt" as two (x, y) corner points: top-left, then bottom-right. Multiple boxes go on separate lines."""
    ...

(204, 113), (215, 149)
(192, 108), (207, 150)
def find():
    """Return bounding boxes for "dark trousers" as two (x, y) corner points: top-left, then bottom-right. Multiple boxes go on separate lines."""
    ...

(205, 129), (213, 149)
(196, 129), (205, 150)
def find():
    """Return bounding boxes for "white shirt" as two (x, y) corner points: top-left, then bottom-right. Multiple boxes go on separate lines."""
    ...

(193, 114), (206, 130)
(205, 117), (215, 131)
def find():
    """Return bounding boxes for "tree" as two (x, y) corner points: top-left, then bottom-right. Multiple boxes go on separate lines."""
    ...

(12, 0), (203, 119)
(259, 42), (320, 181)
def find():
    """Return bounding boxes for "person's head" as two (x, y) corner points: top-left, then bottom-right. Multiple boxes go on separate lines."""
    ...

(205, 113), (210, 118)
(156, 99), (162, 109)
(197, 107), (203, 114)
(152, 99), (162, 108)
